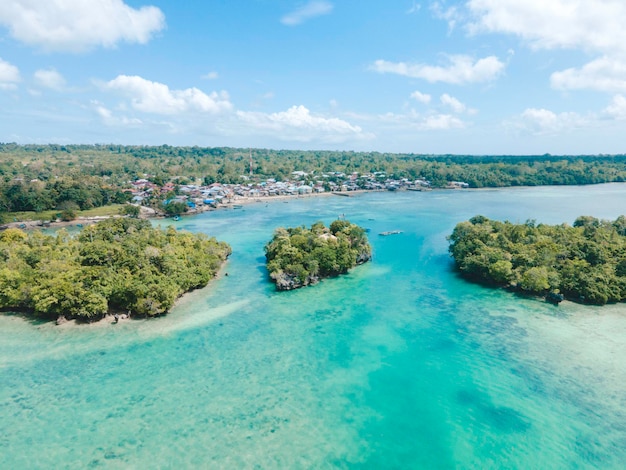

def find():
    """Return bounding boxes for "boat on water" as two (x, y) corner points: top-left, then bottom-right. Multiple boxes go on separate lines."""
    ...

(379, 230), (403, 236)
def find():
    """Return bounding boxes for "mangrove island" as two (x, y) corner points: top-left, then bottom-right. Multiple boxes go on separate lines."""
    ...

(265, 219), (372, 290)
(448, 215), (626, 305)
(0, 217), (231, 322)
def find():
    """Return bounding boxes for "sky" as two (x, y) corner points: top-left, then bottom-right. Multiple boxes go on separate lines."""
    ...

(1, 0), (626, 155)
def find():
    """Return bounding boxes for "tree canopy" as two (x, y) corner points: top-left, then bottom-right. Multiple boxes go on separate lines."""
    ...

(4, 143), (626, 221)
(448, 215), (626, 305)
(265, 219), (372, 290)
(0, 218), (231, 321)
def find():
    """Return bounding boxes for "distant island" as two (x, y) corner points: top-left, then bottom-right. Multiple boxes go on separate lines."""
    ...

(0, 218), (231, 323)
(448, 215), (626, 305)
(265, 219), (372, 290)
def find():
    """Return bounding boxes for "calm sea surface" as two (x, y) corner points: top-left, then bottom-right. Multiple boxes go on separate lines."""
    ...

(2, 184), (626, 469)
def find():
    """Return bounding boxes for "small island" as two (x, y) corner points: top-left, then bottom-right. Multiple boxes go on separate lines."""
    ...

(0, 218), (231, 323)
(448, 215), (626, 305)
(265, 219), (372, 290)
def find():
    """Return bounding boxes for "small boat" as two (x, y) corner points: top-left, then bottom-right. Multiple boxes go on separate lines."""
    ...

(172, 215), (180, 221)
(232, 205), (243, 209)
(379, 230), (403, 236)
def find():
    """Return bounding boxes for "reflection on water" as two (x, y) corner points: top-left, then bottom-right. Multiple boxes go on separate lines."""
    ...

(2, 184), (626, 468)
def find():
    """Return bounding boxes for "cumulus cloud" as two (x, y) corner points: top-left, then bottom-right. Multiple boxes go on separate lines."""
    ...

(0, 57), (20, 90)
(92, 100), (142, 126)
(420, 114), (465, 130)
(34, 69), (66, 91)
(410, 91), (432, 104)
(604, 95), (626, 120)
(236, 105), (367, 143)
(467, 0), (626, 55)
(281, 1), (333, 26)
(372, 54), (505, 84)
(375, 110), (465, 131)
(464, 2), (626, 94)
(518, 108), (587, 134)
(0, 0), (165, 52)
(440, 93), (467, 113)
(105, 75), (233, 115)
(551, 57), (626, 93)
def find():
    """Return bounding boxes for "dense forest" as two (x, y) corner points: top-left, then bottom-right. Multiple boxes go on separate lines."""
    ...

(265, 219), (372, 290)
(3, 144), (626, 218)
(0, 218), (231, 321)
(448, 215), (626, 305)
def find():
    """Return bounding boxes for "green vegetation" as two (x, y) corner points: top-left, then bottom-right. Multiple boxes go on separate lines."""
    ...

(164, 201), (188, 216)
(0, 218), (231, 321)
(4, 143), (626, 221)
(4, 205), (127, 223)
(265, 219), (372, 290)
(448, 215), (626, 305)
(118, 204), (140, 218)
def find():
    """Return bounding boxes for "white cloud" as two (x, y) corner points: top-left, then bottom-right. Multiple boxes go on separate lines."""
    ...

(0, 57), (20, 90)
(374, 110), (465, 131)
(518, 107), (587, 134)
(0, 0), (165, 52)
(202, 71), (219, 80)
(467, 0), (626, 55)
(34, 69), (66, 91)
(551, 57), (626, 93)
(440, 93), (466, 113)
(420, 114), (465, 130)
(236, 105), (368, 143)
(105, 75), (233, 115)
(92, 100), (142, 126)
(410, 91), (432, 104)
(281, 1), (333, 26)
(431, 1), (461, 31)
(372, 54), (505, 84)
(604, 95), (626, 120)
(463, 2), (626, 94)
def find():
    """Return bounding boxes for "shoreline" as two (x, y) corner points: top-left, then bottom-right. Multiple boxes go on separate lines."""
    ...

(5, 250), (233, 329)
(5, 181), (626, 232)
(1, 190), (372, 231)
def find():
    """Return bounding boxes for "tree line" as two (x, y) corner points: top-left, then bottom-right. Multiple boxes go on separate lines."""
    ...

(3, 144), (626, 219)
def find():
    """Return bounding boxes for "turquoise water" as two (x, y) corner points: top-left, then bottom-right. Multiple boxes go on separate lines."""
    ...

(2, 185), (626, 468)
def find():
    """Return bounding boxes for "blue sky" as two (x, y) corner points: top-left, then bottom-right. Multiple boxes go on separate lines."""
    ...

(1, 1), (626, 155)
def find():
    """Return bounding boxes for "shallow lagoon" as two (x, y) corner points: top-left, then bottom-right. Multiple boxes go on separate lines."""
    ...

(2, 184), (626, 468)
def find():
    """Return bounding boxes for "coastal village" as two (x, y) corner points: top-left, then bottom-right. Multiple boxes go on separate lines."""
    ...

(0, 168), (469, 231)
(128, 170), (469, 215)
